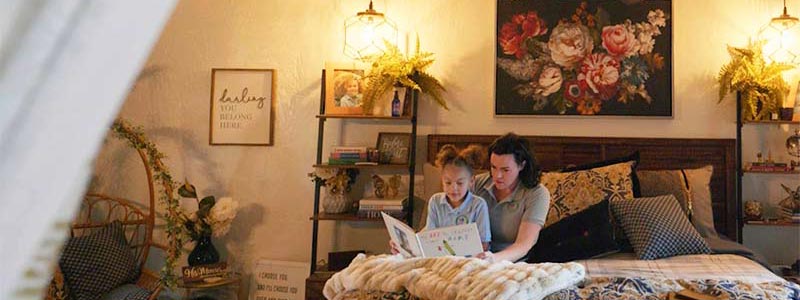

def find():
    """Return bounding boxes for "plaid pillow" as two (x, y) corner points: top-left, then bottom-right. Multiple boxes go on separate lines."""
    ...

(59, 221), (139, 300)
(611, 195), (711, 260)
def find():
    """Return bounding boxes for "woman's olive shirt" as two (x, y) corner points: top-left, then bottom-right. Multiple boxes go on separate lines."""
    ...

(471, 173), (550, 252)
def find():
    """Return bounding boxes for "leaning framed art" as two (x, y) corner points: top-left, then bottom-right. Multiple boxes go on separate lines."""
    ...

(495, 0), (672, 116)
(324, 62), (367, 115)
(209, 68), (276, 145)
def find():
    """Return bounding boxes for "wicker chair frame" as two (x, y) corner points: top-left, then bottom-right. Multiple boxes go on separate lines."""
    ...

(47, 148), (166, 300)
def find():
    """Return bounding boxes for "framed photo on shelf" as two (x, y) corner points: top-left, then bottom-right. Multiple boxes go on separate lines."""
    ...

(209, 68), (276, 146)
(376, 132), (412, 165)
(324, 62), (367, 115)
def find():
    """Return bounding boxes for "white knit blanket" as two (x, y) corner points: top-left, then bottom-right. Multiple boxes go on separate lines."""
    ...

(323, 254), (586, 300)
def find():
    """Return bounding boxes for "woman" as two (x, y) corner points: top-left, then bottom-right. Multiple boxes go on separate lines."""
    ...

(473, 132), (550, 262)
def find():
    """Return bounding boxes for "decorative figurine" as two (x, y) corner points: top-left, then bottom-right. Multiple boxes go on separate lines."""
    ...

(386, 175), (401, 199)
(778, 183), (800, 220)
(744, 200), (763, 221)
(372, 174), (387, 198)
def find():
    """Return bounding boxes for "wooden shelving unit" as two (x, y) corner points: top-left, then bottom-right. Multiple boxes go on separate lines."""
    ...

(308, 69), (420, 276)
(742, 120), (800, 125)
(742, 169), (800, 174)
(744, 220), (800, 227)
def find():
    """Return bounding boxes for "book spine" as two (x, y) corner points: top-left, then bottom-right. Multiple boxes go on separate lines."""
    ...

(359, 199), (405, 206)
(328, 158), (365, 164)
(332, 147), (368, 153)
(330, 153), (367, 159)
(358, 204), (404, 210)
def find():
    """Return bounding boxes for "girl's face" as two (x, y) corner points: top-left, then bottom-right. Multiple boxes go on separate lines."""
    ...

(490, 153), (523, 191)
(441, 164), (473, 202)
(345, 79), (360, 96)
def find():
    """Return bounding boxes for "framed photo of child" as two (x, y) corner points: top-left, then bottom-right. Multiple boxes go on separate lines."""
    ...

(376, 132), (412, 165)
(324, 62), (367, 115)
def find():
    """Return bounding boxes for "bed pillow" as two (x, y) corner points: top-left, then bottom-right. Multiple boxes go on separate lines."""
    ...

(541, 161), (636, 227)
(637, 169), (692, 217)
(561, 151), (641, 197)
(683, 165), (718, 238)
(611, 195), (711, 260)
(527, 200), (618, 263)
(59, 221), (139, 300)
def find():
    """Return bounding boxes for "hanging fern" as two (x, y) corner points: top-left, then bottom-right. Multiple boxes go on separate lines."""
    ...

(717, 41), (793, 120)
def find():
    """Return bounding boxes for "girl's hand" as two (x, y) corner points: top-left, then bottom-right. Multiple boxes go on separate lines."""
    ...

(389, 240), (400, 255)
(476, 251), (495, 263)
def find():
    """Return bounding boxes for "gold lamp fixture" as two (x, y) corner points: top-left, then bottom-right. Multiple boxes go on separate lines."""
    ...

(344, 0), (398, 60)
(758, 0), (800, 64)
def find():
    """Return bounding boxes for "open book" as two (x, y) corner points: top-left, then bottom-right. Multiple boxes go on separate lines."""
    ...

(381, 212), (483, 258)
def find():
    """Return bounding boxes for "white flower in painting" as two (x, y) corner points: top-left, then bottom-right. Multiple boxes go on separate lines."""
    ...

(209, 197), (239, 237)
(648, 9), (666, 27)
(536, 66), (563, 96)
(638, 33), (655, 55)
(548, 22), (594, 69)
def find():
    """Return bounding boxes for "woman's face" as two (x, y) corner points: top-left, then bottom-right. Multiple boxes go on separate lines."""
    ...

(490, 153), (523, 191)
(441, 164), (473, 202)
(345, 80), (360, 96)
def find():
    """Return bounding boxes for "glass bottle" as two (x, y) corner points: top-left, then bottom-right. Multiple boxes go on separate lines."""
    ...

(391, 89), (401, 117)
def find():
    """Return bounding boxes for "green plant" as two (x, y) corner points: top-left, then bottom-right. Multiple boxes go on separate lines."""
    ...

(717, 40), (794, 120)
(361, 37), (447, 113)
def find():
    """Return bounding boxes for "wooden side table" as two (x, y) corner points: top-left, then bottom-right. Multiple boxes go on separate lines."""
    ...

(178, 273), (243, 300)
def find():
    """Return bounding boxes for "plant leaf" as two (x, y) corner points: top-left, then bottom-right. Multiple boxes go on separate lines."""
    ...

(197, 196), (215, 218)
(178, 181), (197, 198)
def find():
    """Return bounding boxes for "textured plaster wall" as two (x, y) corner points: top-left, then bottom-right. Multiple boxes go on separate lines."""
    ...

(91, 0), (799, 285)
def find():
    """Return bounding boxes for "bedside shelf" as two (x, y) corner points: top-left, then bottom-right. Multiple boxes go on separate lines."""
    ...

(310, 212), (406, 222)
(744, 220), (800, 227)
(742, 169), (800, 174)
(316, 114), (413, 121)
(313, 163), (408, 170)
(742, 120), (800, 125)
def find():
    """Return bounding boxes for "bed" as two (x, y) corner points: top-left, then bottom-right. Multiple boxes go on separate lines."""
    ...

(326, 135), (799, 300)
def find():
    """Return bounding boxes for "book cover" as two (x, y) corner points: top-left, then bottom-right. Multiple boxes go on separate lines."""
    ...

(381, 212), (483, 258)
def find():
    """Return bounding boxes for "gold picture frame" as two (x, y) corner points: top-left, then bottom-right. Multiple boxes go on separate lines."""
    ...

(209, 68), (276, 146)
(324, 62), (367, 115)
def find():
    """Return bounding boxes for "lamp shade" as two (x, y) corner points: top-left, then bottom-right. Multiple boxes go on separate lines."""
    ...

(344, 1), (398, 60)
(758, 0), (800, 64)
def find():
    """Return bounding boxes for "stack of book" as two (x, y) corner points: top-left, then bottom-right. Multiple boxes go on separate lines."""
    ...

(748, 162), (791, 172)
(358, 198), (405, 218)
(328, 146), (368, 165)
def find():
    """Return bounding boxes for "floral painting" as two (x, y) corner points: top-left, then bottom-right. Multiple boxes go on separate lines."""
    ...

(495, 0), (672, 116)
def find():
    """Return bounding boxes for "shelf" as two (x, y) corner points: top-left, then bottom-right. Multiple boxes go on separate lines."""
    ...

(310, 212), (406, 222)
(744, 220), (799, 227)
(313, 163), (408, 170)
(317, 114), (413, 121)
(742, 169), (800, 174)
(742, 120), (800, 125)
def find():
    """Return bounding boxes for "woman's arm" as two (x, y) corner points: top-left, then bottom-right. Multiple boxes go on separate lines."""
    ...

(491, 221), (542, 262)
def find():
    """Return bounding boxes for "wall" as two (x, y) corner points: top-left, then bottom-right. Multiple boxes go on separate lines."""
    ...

(91, 0), (799, 288)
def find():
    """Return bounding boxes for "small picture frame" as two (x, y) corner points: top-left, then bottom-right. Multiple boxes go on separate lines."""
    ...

(325, 62), (367, 115)
(209, 68), (276, 146)
(376, 132), (412, 165)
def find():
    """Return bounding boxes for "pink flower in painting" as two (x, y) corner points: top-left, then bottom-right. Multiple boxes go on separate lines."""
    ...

(499, 11), (548, 59)
(601, 25), (638, 58)
(548, 22), (594, 69)
(578, 53), (620, 101)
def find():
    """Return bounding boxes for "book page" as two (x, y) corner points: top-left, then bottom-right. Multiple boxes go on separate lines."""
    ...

(416, 223), (483, 258)
(381, 212), (422, 258)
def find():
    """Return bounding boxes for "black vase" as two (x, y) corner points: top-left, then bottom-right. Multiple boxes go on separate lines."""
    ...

(188, 234), (219, 266)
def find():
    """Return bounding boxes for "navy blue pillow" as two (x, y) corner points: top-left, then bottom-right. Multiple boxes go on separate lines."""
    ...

(59, 221), (140, 300)
(527, 200), (619, 263)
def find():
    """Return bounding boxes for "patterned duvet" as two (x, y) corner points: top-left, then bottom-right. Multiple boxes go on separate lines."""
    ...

(328, 254), (800, 300)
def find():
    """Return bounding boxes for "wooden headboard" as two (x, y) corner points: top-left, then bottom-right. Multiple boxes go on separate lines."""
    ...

(427, 134), (738, 241)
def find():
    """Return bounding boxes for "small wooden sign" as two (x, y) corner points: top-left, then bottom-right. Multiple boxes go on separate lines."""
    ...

(182, 262), (228, 283)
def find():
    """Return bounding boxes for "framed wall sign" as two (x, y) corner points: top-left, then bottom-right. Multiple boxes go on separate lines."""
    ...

(324, 62), (366, 115)
(495, 0), (672, 117)
(209, 68), (276, 145)
(376, 132), (412, 165)
(250, 259), (307, 300)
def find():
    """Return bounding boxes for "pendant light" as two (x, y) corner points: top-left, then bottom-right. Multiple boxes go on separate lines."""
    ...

(344, 0), (398, 60)
(758, 0), (800, 64)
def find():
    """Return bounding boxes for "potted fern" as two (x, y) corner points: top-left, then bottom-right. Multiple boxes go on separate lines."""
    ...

(717, 41), (794, 121)
(361, 38), (447, 114)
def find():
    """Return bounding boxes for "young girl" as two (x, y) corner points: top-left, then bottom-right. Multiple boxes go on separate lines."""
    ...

(425, 144), (491, 251)
(333, 72), (363, 108)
